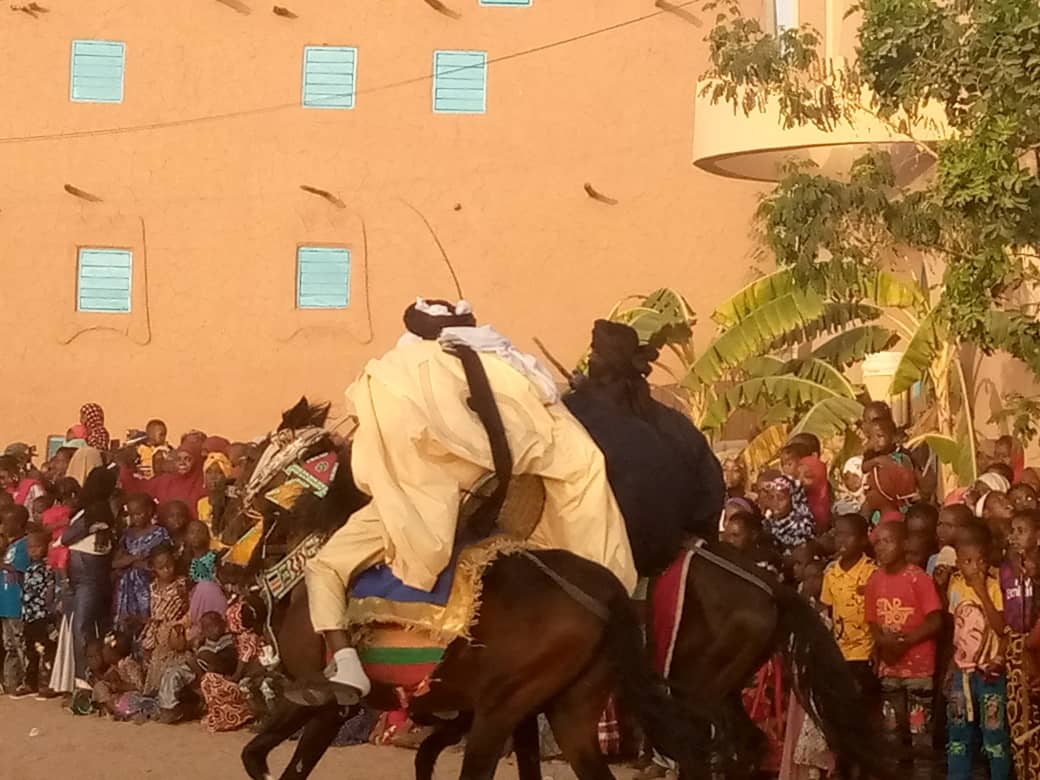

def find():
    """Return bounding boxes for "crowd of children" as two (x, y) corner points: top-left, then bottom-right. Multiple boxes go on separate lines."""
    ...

(0, 405), (286, 734)
(713, 401), (1040, 780)
(8, 398), (1040, 779)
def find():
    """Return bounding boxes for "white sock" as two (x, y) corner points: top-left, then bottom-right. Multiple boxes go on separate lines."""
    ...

(328, 647), (371, 696)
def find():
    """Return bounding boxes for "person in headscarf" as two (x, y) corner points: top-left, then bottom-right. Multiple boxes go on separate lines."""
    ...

(292, 298), (634, 706)
(833, 456), (866, 516)
(863, 456), (919, 527)
(198, 450), (234, 532)
(761, 475), (816, 551)
(116, 444), (208, 519)
(66, 446), (104, 490)
(79, 404), (111, 450)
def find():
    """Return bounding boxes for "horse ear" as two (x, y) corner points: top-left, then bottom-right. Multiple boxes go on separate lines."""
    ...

(312, 401), (332, 428)
(280, 397), (312, 431)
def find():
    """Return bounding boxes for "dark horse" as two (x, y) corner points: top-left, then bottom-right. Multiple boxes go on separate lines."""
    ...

(235, 398), (713, 780)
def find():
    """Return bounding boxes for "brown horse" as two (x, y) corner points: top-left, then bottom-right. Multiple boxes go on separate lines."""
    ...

(233, 399), (712, 780)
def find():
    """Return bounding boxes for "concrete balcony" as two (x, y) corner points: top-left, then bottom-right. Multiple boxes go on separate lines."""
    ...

(691, 59), (950, 184)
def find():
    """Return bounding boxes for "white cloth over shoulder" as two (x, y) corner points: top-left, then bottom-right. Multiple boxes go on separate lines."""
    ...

(396, 325), (560, 404)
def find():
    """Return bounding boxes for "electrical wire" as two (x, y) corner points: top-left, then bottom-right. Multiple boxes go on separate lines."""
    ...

(0, 1), (699, 146)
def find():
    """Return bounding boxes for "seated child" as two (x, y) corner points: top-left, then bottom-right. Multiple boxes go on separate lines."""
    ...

(158, 611), (236, 724)
(200, 598), (266, 732)
(92, 631), (145, 718)
(141, 548), (191, 693)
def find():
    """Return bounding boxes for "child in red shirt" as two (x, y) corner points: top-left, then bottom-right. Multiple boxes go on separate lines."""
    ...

(865, 521), (943, 765)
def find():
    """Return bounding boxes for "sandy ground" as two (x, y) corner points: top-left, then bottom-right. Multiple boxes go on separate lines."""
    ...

(0, 697), (640, 779)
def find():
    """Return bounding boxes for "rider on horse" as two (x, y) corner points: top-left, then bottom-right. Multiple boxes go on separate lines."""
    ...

(565, 319), (725, 573)
(294, 298), (636, 705)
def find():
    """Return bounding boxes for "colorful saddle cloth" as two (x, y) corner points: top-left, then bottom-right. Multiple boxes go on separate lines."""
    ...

(347, 535), (528, 689)
(347, 535), (528, 646)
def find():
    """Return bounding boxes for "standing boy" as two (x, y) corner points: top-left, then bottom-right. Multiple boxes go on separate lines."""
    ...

(821, 514), (877, 697)
(865, 522), (943, 764)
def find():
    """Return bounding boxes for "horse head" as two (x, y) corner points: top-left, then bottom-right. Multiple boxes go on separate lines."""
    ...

(220, 396), (368, 574)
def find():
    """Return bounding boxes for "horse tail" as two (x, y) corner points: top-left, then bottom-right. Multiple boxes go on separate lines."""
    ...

(773, 586), (891, 779)
(602, 589), (709, 772)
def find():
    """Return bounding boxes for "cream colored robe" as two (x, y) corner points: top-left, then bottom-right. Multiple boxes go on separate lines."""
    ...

(329, 339), (635, 594)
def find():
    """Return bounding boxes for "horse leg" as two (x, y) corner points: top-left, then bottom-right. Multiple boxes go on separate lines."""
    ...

(277, 703), (350, 780)
(544, 657), (616, 780)
(416, 715), (472, 780)
(513, 715), (542, 780)
(457, 710), (517, 780)
(242, 701), (323, 780)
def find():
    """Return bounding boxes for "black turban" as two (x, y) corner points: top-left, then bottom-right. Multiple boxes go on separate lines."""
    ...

(403, 299), (477, 340)
(590, 320), (659, 379)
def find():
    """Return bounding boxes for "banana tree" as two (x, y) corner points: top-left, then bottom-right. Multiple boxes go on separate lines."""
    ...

(681, 263), (928, 470)
(592, 269), (923, 472)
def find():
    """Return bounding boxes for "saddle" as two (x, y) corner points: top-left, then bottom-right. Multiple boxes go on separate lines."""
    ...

(344, 474), (544, 690)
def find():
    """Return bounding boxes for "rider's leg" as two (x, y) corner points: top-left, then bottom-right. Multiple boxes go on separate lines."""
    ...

(304, 508), (385, 697)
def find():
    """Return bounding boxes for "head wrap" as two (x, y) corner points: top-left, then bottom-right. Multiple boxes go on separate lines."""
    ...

(66, 446), (104, 489)
(867, 457), (918, 506)
(589, 320), (660, 380)
(402, 298), (476, 340)
(80, 404), (110, 450)
(977, 472), (1011, 494)
(843, 456), (864, 476)
(764, 475), (816, 550)
(204, 452), (233, 479)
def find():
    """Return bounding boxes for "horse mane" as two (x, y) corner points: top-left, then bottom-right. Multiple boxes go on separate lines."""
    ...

(279, 397), (332, 431)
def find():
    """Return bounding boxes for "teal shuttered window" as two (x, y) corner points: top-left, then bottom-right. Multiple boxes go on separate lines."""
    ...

(302, 46), (358, 109)
(433, 50), (487, 114)
(70, 40), (126, 103)
(296, 247), (351, 309)
(77, 248), (132, 313)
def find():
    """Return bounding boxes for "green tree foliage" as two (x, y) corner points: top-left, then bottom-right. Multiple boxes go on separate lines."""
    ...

(699, 0), (1040, 486)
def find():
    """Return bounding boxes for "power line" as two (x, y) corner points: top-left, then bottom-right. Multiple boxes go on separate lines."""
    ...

(0, 1), (699, 146)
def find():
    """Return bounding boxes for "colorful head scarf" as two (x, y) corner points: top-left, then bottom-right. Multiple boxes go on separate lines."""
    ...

(80, 404), (111, 450)
(764, 475), (816, 550)
(204, 452), (233, 479)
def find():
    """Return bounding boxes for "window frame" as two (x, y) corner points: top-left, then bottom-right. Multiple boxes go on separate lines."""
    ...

(432, 49), (488, 115)
(301, 45), (359, 110)
(295, 245), (352, 310)
(76, 246), (133, 314)
(70, 39), (126, 104)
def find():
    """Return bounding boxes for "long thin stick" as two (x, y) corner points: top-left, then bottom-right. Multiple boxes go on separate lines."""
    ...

(533, 337), (573, 380)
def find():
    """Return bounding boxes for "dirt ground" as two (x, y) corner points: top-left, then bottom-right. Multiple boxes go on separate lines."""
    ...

(0, 697), (640, 779)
